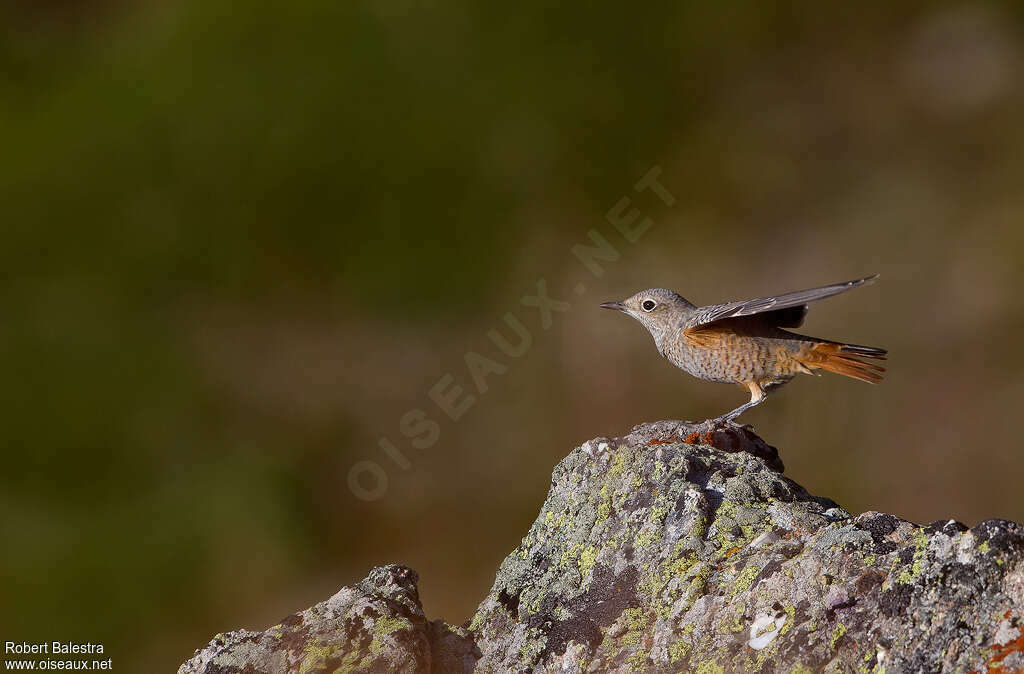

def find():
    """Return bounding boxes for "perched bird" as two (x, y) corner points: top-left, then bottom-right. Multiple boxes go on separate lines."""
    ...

(600, 275), (886, 424)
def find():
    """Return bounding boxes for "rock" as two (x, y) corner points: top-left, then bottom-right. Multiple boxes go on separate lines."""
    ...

(179, 421), (1024, 673)
(177, 565), (477, 674)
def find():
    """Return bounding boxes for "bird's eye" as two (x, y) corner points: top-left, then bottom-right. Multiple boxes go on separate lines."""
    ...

(641, 299), (657, 312)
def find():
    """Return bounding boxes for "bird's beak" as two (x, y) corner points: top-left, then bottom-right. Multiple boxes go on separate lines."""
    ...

(600, 301), (626, 312)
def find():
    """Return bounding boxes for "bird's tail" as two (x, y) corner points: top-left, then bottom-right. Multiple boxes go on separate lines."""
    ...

(798, 341), (888, 384)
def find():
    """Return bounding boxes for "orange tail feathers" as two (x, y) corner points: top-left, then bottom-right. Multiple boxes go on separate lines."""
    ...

(799, 342), (887, 384)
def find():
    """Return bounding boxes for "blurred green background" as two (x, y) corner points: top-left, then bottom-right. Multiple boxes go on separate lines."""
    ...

(3, 0), (1024, 669)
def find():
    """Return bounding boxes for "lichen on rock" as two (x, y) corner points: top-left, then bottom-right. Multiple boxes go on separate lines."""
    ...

(179, 420), (1024, 673)
(177, 565), (477, 674)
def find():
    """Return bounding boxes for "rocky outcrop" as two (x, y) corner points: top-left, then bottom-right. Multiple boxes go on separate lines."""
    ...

(177, 565), (478, 674)
(179, 421), (1024, 673)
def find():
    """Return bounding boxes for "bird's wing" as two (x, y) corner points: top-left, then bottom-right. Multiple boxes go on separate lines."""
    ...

(758, 305), (808, 328)
(684, 275), (879, 330)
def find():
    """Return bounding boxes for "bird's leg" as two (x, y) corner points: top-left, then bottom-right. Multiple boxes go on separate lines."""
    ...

(710, 381), (767, 426)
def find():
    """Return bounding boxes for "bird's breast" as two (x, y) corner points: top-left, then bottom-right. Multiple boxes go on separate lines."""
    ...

(664, 333), (781, 384)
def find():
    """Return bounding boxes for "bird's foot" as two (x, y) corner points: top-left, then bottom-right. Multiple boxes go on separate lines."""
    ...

(706, 415), (754, 431)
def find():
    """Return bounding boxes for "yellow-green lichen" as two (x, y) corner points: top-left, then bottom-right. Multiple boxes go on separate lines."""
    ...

(333, 649), (372, 674)
(670, 552), (697, 576)
(714, 524), (735, 549)
(694, 660), (725, 674)
(374, 616), (410, 638)
(609, 452), (628, 478)
(619, 608), (648, 647)
(596, 484), (613, 525)
(896, 527), (929, 585)
(560, 542), (583, 568)
(722, 603), (746, 633)
(728, 566), (761, 597)
(830, 623), (847, 650)
(685, 565), (711, 607)
(627, 648), (650, 672)
(635, 526), (660, 548)
(690, 516), (707, 540)
(668, 639), (690, 663)
(718, 501), (738, 519)
(518, 627), (546, 664)
(368, 616), (412, 655)
(300, 642), (342, 674)
(780, 605), (796, 635)
(519, 586), (546, 615)
(578, 546), (598, 584)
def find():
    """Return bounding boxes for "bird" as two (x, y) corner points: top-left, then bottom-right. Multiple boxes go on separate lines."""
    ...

(600, 274), (886, 424)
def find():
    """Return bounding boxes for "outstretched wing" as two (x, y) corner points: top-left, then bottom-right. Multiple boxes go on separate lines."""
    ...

(758, 305), (808, 328)
(684, 274), (879, 330)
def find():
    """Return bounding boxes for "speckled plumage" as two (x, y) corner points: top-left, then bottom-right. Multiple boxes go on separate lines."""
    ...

(665, 322), (801, 385)
(601, 276), (887, 422)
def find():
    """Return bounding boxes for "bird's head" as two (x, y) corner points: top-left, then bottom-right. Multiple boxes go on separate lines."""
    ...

(600, 288), (695, 345)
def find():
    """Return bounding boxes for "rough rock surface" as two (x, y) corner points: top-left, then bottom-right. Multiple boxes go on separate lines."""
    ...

(177, 565), (478, 674)
(179, 421), (1024, 673)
